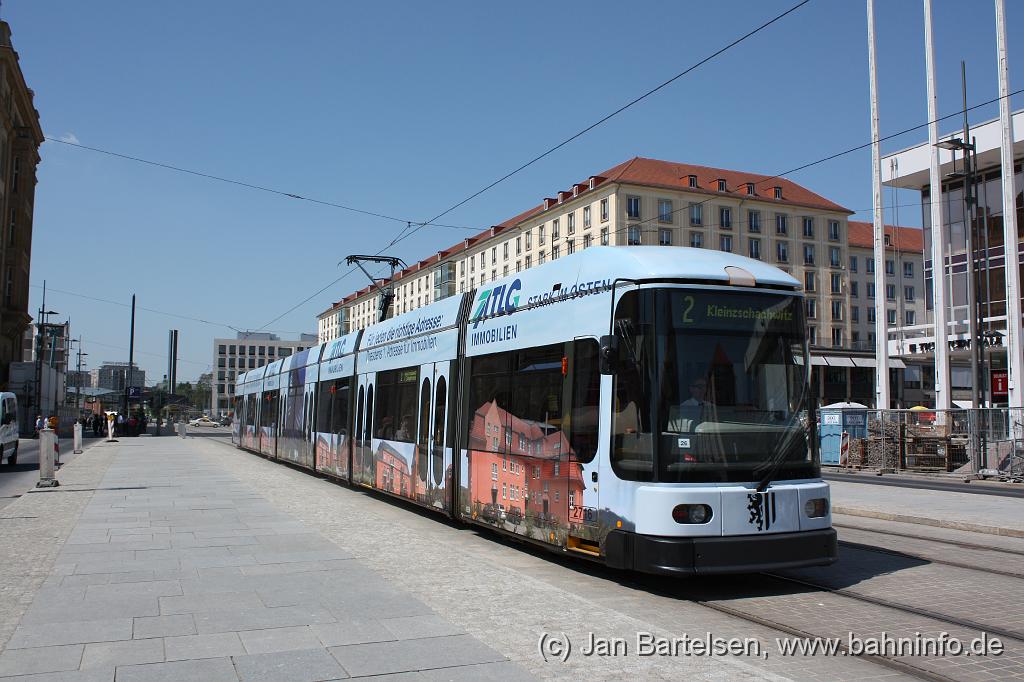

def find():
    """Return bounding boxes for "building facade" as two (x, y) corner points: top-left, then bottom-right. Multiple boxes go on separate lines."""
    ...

(320, 157), (856, 351)
(0, 21), (43, 390)
(883, 111), (1024, 407)
(92, 362), (146, 393)
(846, 222), (926, 346)
(21, 320), (71, 374)
(211, 331), (317, 415)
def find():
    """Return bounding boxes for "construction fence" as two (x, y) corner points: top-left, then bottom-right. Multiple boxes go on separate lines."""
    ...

(820, 407), (1024, 480)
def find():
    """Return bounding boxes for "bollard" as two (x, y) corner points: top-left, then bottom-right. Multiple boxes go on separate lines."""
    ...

(37, 428), (59, 487)
(106, 415), (115, 442)
(178, 423), (186, 439)
(73, 422), (83, 454)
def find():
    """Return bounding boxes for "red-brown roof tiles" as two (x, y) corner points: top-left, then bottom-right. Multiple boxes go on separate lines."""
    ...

(324, 157), (854, 313)
(847, 221), (924, 252)
(602, 157), (852, 213)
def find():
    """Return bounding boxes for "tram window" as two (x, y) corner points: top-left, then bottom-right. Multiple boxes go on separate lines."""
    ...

(432, 376), (446, 485)
(316, 382), (333, 432)
(445, 363), (458, 448)
(331, 380), (350, 436)
(570, 339), (601, 463)
(417, 378), (431, 481)
(509, 344), (564, 457)
(355, 386), (365, 444)
(611, 288), (813, 483)
(364, 385), (374, 442)
(302, 394), (310, 436)
(611, 290), (656, 481)
(260, 392), (279, 428)
(465, 353), (511, 455)
(284, 379), (302, 439)
(247, 395), (257, 425)
(374, 368), (419, 443)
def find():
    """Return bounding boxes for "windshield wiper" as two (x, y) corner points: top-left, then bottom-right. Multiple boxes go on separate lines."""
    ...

(754, 439), (794, 492)
(753, 402), (810, 492)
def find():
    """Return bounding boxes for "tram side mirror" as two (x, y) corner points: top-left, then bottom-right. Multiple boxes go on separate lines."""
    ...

(599, 335), (620, 375)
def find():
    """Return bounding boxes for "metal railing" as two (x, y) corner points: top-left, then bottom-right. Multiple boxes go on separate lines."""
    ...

(823, 407), (1024, 479)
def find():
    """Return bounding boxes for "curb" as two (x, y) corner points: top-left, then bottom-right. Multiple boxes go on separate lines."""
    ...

(832, 505), (1024, 539)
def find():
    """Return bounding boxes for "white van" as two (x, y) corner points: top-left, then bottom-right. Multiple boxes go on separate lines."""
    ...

(0, 392), (18, 465)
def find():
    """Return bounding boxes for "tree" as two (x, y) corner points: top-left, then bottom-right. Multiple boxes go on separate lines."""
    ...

(174, 373), (211, 413)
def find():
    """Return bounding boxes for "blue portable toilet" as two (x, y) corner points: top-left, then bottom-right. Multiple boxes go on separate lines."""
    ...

(819, 402), (868, 465)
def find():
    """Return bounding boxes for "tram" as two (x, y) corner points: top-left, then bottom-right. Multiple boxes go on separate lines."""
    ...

(233, 246), (837, 575)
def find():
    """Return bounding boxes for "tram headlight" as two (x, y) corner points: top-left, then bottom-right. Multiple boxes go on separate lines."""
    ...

(804, 498), (829, 518)
(672, 504), (712, 524)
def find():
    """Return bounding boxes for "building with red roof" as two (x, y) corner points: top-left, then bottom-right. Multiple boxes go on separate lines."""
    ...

(317, 156), (856, 342)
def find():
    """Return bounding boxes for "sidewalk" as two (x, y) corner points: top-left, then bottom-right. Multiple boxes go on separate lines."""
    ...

(0, 436), (532, 681)
(830, 479), (1024, 537)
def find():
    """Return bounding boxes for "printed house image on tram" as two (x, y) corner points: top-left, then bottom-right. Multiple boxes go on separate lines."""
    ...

(233, 246), (837, 575)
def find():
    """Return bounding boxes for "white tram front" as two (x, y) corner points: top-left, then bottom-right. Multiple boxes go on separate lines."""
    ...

(233, 246), (837, 575)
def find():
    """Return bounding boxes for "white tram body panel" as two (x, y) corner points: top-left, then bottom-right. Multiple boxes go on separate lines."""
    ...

(233, 247), (837, 575)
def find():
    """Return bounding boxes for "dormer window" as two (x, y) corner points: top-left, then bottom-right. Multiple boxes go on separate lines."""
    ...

(588, 177), (596, 190)
(746, 183), (755, 195)
(688, 175), (698, 188)
(773, 186), (782, 200)
(572, 185), (579, 197)
(717, 179), (727, 192)
(884, 234), (891, 247)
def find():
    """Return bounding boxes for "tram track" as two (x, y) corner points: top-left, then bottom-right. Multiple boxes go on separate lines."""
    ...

(681, 568), (1024, 682)
(833, 521), (1024, 558)
(690, 597), (955, 682)
(837, 538), (1024, 580)
(761, 571), (1024, 644)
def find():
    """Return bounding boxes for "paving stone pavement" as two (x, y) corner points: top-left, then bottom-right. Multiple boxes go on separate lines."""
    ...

(830, 480), (1024, 537)
(16, 432), (1010, 681)
(0, 436), (535, 681)
(190, 434), (914, 682)
(0, 438), (116, 658)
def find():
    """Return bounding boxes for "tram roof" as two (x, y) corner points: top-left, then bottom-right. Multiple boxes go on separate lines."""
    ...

(487, 246), (800, 291)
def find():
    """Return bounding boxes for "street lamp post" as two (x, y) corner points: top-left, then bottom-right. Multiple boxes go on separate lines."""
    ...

(34, 305), (59, 422)
(75, 341), (88, 413)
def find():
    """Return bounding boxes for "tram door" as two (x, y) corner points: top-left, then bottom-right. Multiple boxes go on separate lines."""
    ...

(415, 362), (451, 511)
(353, 374), (375, 487)
(567, 338), (602, 551)
(302, 380), (316, 469)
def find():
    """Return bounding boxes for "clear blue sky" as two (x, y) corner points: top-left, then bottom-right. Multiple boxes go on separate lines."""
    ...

(7, 0), (1022, 383)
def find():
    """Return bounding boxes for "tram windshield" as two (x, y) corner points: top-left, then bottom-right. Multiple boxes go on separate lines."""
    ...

(611, 288), (816, 483)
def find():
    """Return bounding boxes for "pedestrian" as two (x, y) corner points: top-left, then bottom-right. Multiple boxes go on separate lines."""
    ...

(91, 413), (99, 437)
(34, 415), (43, 438)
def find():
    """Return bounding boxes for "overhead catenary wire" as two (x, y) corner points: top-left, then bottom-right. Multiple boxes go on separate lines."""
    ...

(258, 0), (814, 329)
(334, 87), (1024, 318)
(393, 0), (813, 246)
(30, 284), (307, 337)
(43, 137), (479, 232)
(260, 55), (1021, 333)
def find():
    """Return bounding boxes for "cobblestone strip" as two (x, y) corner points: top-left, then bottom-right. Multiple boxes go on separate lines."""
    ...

(699, 579), (1024, 680)
(0, 439), (117, 654)
(834, 513), (1024, 555)
(838, 526), (1024, 578)
(783, 544), (1024, 640)
(197, 437), (908, 682)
